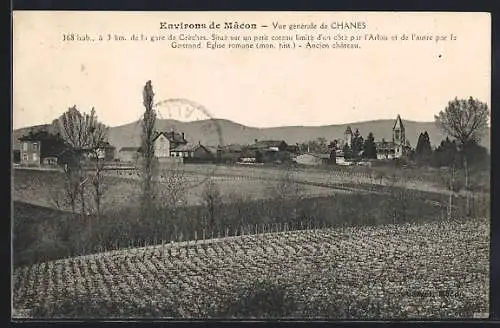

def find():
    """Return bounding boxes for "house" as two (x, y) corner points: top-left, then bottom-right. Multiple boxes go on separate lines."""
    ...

(286, 144), (300, 154)
(153, 132), (171, 158)
(152, 130), (189, 158)
(250, 139), (288, 152)
(170, 144), (194, 158)
(342, 114), (411, 161)
(42, 157), (58, 166)
(18, 130), (68, 166)
(160, 131), (188, 149)
(18, 134), (42, 166)
(192, 144), (214, 161)
(85, 141), (116, 161)
(294, 153), (331, 166)
(216, 144), (244, 163)
(248, 140), (291, 163)
(118, 147), (141, 162)
(375, 140), (396, 159)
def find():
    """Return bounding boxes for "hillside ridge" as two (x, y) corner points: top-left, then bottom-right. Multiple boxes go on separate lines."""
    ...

(13, 118), (491, 151)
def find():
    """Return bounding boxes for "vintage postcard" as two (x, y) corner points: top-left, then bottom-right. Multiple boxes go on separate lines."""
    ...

(12, 11), (491, 320)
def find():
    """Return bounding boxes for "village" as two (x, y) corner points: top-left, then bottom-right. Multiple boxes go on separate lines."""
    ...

(14, 114), (412, 169)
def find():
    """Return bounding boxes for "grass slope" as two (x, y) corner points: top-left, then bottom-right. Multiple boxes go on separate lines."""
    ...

(13, 218), (489, 319)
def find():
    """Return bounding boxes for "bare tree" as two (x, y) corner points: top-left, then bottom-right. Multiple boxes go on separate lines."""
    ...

(201, 178), (223, 235)
(435, 97), (489, 215)
(87, 110), (109, 220)
(141, 80), (157, 222)
(53, 106), (109, 218)
(155, 162), (188, 239)
(266, 166), (304, 225)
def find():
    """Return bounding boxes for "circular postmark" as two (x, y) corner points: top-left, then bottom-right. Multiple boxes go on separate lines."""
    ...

(152, 98), (224, 189)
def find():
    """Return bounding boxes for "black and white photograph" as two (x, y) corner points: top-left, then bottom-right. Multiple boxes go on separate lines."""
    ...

(12, 11), (491, 320)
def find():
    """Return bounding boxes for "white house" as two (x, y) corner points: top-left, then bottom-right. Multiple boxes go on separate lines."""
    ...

(294, 153), (330, 166)
(153, 132), (171, 158)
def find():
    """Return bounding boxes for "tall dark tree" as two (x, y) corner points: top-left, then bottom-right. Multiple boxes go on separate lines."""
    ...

(343, 144), (352, 160)
(201, 178), (223, 235)
(363, 132), (377, 159)
(432, 137), (459, 168)
(328, 140), (338, 164)
(351, 129), (363, 158)
(435, 97), (489, 215)
(415, 131), (432, 166)
(351, 129), (364, 160)
(141, 80), (157, 221)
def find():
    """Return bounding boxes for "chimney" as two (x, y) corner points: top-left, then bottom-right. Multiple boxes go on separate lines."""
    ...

(182, 132), (185, 140)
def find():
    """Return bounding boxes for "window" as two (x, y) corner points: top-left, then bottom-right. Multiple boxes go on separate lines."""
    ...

(32, 142), (38, 151)
(32, 153), (38, 162)
(22, 142), (28, 151)
(22, 153), (28, 162)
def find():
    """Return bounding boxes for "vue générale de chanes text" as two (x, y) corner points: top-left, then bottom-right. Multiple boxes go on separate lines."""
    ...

(159, 21), (367, 30)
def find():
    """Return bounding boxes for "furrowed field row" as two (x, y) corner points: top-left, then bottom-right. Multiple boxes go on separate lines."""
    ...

(12, 218), (489, 319)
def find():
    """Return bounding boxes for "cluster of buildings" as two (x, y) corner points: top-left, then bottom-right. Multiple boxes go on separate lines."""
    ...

(15, 130), (116, 167)
(294, 114), (411, 166)
(14, 115), (411, 168)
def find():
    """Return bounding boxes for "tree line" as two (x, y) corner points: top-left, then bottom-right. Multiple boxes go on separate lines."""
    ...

(297, 97), (489, 171)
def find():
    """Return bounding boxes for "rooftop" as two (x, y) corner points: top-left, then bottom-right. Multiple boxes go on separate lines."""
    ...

(153, 131), (187, 144)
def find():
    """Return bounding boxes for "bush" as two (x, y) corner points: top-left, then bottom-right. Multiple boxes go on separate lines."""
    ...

(216, 279), (298, 318)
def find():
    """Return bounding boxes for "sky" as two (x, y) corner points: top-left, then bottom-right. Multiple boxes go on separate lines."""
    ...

(12, 11), (491, 129)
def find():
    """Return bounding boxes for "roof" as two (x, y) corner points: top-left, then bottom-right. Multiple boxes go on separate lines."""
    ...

(193, 144), (213, 153)
(345, 125), (352, 135)
(119, 147), (141, 152)
(171, 144), (195, 152)
(252, 140), (287, 148)
(152, 131), (187, 144)
(375, 141), (396, 147)
(218, 144), (243, 152)
(393, 114), (405, 131)
(205, 146), (218, 153)
(18, 130), (63, 142)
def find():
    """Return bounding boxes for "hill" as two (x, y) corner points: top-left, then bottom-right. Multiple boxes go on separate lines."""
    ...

(105, 118), (491, 152)
(13, 118), (490, 152)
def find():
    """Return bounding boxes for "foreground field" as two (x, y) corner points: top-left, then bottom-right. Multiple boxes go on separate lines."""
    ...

(13, 168), (342, 211)
(14, 163), (480, 212)
(12, 218), (489, 319)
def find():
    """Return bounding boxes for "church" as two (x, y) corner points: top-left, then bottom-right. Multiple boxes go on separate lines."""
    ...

(342, 114), (411, 160)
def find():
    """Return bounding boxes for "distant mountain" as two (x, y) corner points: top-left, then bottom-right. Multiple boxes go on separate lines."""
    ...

(13, 118), (490, 152)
